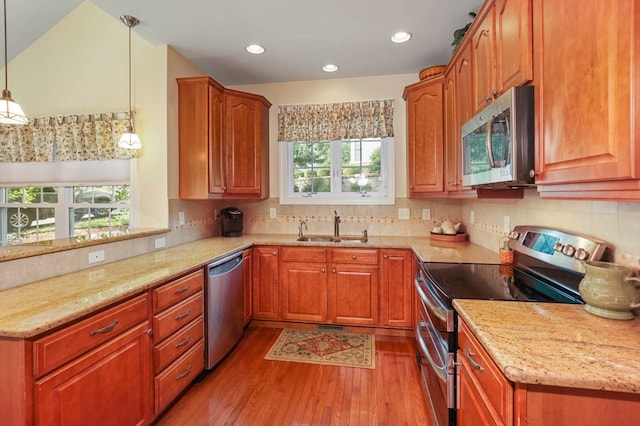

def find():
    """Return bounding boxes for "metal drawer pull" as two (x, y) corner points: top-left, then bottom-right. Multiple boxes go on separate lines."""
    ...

(175, 309), (191, 320)
(466, 348), (485, 372)
(174, 285), (190, 294)
(175, 335), (191, 348)
(90, 319), (119, 336)
(352, 255), (356, 260)
(177, 365), (192, 380)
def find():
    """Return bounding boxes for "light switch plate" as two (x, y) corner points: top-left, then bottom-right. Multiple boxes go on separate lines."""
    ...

(470, 210), (475, 224)
(422, 208), (431, 220)
(398, 208), (410, 220)
(178, 211), (185, 225)
(155, 238), (165, 249)
(504, 215), (510, 233)
(269, 208), (277, 219)
(88, 250), (105, 264)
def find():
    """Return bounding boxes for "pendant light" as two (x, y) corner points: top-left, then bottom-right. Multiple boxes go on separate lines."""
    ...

(0, 0), (27, 125)
(118, 15), (142, 149)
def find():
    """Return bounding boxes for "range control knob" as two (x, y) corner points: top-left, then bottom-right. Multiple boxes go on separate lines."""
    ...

(562, 244), (576, 257)
(508, 231), (520, 240)
(554, 242), (564, 252)
(574, 248), (589, 261)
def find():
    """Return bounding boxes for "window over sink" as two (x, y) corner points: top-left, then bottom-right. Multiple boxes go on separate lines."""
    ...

(279, 137), (394, 205)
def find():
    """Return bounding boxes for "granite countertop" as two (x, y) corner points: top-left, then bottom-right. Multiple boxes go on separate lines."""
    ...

(0, 234), (499, 339)
(454, 299), (640, 394)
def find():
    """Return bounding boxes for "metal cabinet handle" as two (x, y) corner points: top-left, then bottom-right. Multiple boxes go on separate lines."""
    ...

(352, 255), (356, 260)
(465, 348), (485, 372)
(90, 319), (119, 336)
(321, 268), (326, 273)
(272, 252), (277, 256)
(175, 335), (191, 348)
(177, 365), (192, 380)
(332, 268), (336, 273)
(492, 90), (500, 97)
(383, 254), (388, 259)
(175, 309), (191, 320)
(175, 285), (190, 294)
(145, 328), (153, 337)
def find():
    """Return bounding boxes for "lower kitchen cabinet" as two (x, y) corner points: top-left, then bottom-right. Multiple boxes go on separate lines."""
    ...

(280, 247), (328, 322)
(252, 246), (280, 319)
(379, 249), (413, 328)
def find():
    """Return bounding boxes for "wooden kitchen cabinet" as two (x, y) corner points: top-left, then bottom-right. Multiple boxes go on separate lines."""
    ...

(242, 248), (253, 325)
(472, 0), (533, 114)
(177, 76), (271, 200)
(533, 0), (640, 200)
(328, 248), (379, 326)
(403, 76), (445, 197)
(33, 294), (154, 426)
(151, 269), (204, 415)
(379, 249), (413, 328)
(280, 247), (328, 322)
(457, 319), (513, 425)
(252, 246), (280, 319)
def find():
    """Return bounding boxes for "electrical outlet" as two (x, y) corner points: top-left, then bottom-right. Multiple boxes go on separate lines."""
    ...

(470, 210), (475, 224)
(398, 208), (410, 220)
(422, 208), (431, 220)
(178, 211), (185, 226)
(155, 238), (165, 249)
(504, 215), (510, 233)
(88, 250), (105, 264)
(269, 208), (277, 219)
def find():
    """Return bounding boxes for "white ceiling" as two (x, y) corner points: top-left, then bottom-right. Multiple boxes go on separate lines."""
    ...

(8, 0), (482, 86)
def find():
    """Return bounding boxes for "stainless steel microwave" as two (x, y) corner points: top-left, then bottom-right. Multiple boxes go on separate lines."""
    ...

(461, 86), (535, 188)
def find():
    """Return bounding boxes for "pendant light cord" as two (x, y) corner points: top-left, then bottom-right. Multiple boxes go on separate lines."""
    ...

(127, 22), (132, 130)
(3, 0), (9, 94)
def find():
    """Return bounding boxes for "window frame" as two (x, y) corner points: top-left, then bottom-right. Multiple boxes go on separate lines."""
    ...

(279, 137), (395, 205)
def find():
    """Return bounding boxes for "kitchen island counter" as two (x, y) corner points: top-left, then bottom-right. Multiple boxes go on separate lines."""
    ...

(454, 299), (640, 394)
(0, 234), (498, 338)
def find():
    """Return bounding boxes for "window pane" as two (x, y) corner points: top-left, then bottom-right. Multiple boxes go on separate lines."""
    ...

(292, 142), (331, 193)
(340, 139), (382, 193)
(71, 207), (130, 240)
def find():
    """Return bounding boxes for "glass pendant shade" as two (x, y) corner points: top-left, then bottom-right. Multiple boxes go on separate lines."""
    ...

(118, 129), (142, 149)
(0, 91), (27, 124)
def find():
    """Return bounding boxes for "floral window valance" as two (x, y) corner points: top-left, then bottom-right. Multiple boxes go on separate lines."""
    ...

(0, 112), (137, 163)
(277, 99), (394, 142)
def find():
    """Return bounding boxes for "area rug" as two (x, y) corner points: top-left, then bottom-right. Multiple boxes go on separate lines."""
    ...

(265, 328), (375, 369)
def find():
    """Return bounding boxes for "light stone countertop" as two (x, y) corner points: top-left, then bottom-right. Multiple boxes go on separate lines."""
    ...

(454, 299), (640, 394)
(0, 234), (498, 338)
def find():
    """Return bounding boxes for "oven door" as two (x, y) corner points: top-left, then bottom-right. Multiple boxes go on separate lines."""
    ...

(415, 269), (456, 426)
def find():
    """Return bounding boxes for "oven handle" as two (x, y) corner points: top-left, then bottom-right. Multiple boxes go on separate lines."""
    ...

(414, 272), (449, 325)
(415, 319), (447, 382)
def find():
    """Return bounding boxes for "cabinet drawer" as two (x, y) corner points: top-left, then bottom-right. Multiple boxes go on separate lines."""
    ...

(153, 316), (203, 374)
(155, 340), (204, 415)
(153, 269), (204, 313)
(34, 294), (149, 378)
(281, 247), (327, 263)
(458, 320), (512, 423)
(153, 292), (203, 344)
(330, 248), (378, 265)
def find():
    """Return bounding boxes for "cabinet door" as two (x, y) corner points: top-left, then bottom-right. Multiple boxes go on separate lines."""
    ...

(328, 265), (379, 326)
(252, 246), (279, 319)
(35, 322), (153, 426)
(455, 41), (475, 128)
(208, 82), (226, 194)
(534, 0), (639, 191)
(242, 248), (253, 325)
(281, 261), (328, 322)
(444, 68), (463, 193)
(472, 4), (496, 113)
(225, 91), (269, 197)
(457, 355), (505, 426)
(495, 0), (532, 93)
(404, 77), (445, 196)
(379, 250), (412, 328)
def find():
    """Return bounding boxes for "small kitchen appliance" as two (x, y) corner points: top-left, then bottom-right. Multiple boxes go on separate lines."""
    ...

(220, 207), (243, 237)
(415, 225), (611, 425)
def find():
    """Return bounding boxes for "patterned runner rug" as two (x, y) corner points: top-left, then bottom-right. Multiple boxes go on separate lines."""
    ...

(264, 328), (375, 369)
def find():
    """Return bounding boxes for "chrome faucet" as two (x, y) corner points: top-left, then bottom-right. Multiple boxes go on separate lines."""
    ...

(333, 210), (340, 238)
(298, 220), (308, 238)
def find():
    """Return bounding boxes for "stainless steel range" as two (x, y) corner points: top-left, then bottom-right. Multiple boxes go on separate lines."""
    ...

(414, 225), (611, 426)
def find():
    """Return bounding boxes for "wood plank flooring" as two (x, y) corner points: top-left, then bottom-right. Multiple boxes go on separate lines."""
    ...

(155, 326), (435, 426)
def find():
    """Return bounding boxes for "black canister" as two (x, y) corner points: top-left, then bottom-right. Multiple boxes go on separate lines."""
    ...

(220, 207), (243, 237)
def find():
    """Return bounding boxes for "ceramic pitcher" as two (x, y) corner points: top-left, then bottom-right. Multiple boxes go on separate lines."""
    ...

(578, 261), (640, 320)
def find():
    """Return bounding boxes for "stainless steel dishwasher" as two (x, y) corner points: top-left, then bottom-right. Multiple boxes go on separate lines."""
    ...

(205, 251), (244, 369)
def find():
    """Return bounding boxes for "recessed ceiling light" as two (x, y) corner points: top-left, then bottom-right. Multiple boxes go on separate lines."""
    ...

(322, 64), (338, 73)
(246, 44), (265, 54)
(391, 32), (412, 43)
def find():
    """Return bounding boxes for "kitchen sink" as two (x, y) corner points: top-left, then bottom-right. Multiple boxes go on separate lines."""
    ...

(296, 234), (368, 243)
(296, 236), (335, 243)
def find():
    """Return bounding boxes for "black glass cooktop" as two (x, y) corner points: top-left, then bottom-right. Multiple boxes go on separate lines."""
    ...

(423, 261), (584, 305)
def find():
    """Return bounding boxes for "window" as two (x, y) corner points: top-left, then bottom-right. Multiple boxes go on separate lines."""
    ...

(1, 185), (131, 246)
(280, 137), (394, 205)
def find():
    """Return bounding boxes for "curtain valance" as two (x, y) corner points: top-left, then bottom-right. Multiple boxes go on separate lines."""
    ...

(277, 99), (394, 142)
(0, 112), (137, 163)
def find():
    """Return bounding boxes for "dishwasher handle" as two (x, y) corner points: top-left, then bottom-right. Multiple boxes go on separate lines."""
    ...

(208, 252), (244, 277)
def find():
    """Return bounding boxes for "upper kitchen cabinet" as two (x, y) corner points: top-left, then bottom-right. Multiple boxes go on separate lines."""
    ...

(471, 0), (533, 114)
(177, 76), (271, 200)
(403, 75), (445, 197)
(533, 0), (640, 199)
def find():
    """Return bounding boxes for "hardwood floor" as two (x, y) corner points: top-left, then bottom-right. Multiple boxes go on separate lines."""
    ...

(155, 326), (435, 425)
